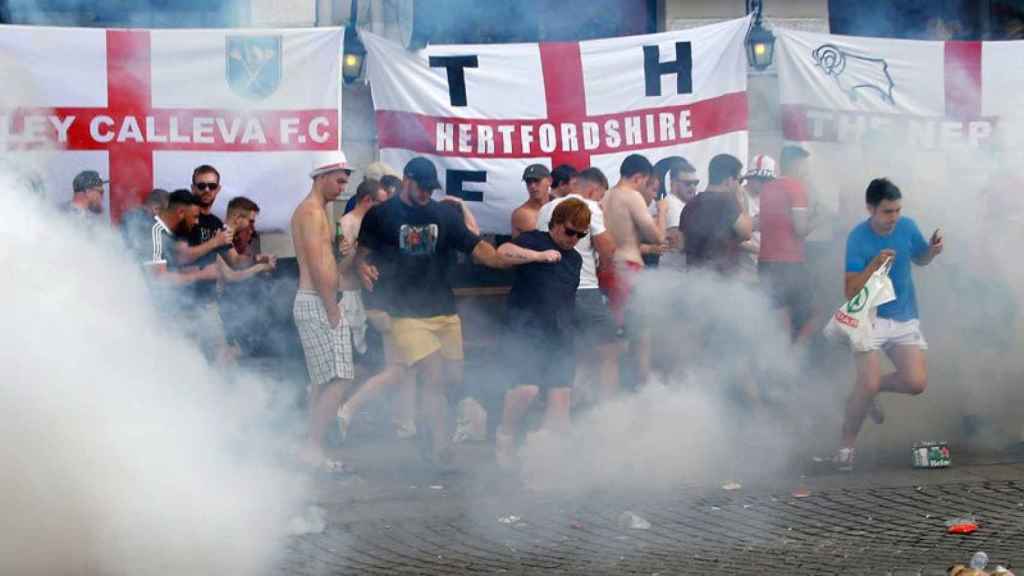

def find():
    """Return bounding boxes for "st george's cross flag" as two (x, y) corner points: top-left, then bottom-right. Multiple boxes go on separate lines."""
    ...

(0, 25), (343, 229)
(363, 18), (751, 233)
(776, 29), (1024, 241)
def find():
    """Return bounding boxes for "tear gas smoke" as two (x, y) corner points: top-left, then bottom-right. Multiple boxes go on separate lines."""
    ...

(0, 173), (308, 575)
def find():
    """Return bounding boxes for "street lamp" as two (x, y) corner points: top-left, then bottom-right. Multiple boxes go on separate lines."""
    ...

(745, 0), (775, 71)
(342, 0), (366, 84)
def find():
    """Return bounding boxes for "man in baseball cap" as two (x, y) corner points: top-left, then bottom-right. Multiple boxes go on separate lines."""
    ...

(737, 154), (777, 283)
(356, 155), (514, 468)
(403, 156), (442, 193)
(510, 163), (552, 237)
(63, 170), (108, 216)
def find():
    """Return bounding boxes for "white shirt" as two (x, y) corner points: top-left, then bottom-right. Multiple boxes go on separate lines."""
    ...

(649, 194), (686, 270)
(537, 194), (606, 290)
(648, 193), (686, 230)
(738, 192), (761, 283)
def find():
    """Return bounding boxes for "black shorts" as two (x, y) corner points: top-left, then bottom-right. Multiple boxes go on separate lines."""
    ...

(573, 289), (619, 346)
(503, 323), (575, 391)
(759, 261), (812, 318)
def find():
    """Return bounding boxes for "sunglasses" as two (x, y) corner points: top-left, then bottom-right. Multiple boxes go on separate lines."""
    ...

(565, 227), (588, 239)
(675, 179), (700, 187)
(193, 182), (220, 191)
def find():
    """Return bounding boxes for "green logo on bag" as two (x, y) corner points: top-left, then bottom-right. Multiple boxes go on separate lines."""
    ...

(847, 286), (869, 313)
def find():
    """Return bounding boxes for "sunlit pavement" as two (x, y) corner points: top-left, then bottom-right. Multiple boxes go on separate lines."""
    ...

(276, 435), (1024, 575)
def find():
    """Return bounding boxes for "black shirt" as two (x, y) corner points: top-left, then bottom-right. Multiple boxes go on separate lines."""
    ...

(358, 195), (481, 318)
(505, 230), (582, 338)
(679, 191), (741, 274)
(187, 212), (229, 302)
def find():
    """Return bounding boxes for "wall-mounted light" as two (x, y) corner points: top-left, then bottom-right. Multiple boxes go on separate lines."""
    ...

(342, 0), (366, 84)
(745, 0), (775, 71)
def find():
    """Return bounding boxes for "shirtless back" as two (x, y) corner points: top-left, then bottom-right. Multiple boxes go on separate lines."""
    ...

(510, 163), (552, 237)
(601, 155), (664, 265)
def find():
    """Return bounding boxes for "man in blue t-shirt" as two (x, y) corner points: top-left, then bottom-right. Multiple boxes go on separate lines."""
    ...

(835, 178), (944, 471)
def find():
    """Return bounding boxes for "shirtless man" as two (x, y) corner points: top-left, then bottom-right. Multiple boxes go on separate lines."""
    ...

(600, 154), (666, 387)
(510, 164), (552, 237)
(291, 150), (356, 471)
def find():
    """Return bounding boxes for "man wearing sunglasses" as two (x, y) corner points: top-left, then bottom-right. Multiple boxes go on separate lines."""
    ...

(495, 197), (591, 468)
(537, 167), (621, 401)
(649, 156), (699, 272)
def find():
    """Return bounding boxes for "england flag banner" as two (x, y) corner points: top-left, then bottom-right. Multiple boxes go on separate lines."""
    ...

(774, 29), (1024, 242)
(0, 25), (343, 229)
(363, 18), (751, 234)
(777, 29), (1013, 150)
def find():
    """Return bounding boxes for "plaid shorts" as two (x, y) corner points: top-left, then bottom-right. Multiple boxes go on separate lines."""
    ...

(293, 290), (354, 387)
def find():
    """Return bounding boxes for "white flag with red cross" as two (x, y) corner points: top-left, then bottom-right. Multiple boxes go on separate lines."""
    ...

(777, 29), (1012, 148)
(774, 29), (1024, 241)
(362, 18), (751, 234)
(0, 25), (343, 229)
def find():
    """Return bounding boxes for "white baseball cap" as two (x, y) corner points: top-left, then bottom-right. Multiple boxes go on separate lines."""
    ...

(744, 154), (777, 180)
(309, 150), (353, 179)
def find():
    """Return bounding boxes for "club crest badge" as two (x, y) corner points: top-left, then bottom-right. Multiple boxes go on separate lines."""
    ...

(226, 35), (282, 100)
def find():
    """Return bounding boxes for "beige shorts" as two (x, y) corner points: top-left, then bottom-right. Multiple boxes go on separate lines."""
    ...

(391, 314), (464, 366)
(293, 290), (354, 387)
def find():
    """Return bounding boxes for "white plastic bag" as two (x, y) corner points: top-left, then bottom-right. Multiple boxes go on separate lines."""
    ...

(823, 258), (895, 352)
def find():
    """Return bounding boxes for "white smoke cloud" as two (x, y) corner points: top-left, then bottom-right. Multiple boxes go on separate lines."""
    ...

(0, 173), (308, 575)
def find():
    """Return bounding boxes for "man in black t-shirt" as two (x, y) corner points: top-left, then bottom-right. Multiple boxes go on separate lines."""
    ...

(679, 154), (754, 275)
(357, 157), (512, 466)
(494, 198), (589, 469)
(141, 190), (221, 313)
(175, 165), (274, 364)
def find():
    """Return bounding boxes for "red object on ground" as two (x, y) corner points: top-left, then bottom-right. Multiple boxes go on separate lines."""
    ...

(947, 522), (978, 535)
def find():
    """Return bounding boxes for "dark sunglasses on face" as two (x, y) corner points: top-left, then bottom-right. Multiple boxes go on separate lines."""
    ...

(194, 182), (219, 191)
(675, 178), (700, 187)
(565, 227), (588, 239)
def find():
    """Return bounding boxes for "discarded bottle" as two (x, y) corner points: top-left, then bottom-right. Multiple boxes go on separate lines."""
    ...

(618, 511), (651, 530)
(970, 551), (988, 570)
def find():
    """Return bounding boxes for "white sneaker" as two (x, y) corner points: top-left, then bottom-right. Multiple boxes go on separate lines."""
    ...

(833, 447), (856, 472)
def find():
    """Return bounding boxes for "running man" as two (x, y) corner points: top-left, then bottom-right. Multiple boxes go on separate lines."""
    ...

(835, 178), (943, 471)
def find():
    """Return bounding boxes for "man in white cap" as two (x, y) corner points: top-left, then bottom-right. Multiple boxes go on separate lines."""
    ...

(290, 149), (356, 472)
(737, 153), (775, 284)
(758, 146), (817, 345)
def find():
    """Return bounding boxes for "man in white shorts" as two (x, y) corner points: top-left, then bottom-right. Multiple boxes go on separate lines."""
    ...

(836, 177), (943, 471)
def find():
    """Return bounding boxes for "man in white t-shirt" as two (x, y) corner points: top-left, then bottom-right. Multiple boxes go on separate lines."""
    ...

(537, 167), (621, 400)
(649, 157), (699, 271)
(737, 154), (774, 284)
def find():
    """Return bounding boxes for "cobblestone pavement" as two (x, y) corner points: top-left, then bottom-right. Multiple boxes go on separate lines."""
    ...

(275, 440), (1024, 576)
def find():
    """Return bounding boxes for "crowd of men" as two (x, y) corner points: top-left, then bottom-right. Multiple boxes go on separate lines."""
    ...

(285, 147), (944, 474)
(62, 165), (278, 365)
(57, 144), (944, 474)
